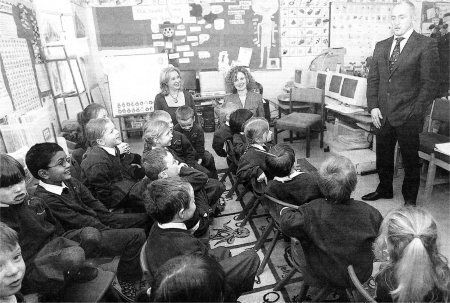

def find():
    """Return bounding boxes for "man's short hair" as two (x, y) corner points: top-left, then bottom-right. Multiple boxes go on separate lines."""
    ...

(0, 222), (19, 253)
(144, 178), (192, 224)
(266, 143), (295, 177)
(142, 148), (170, 180)
(175, 106), (195, 121)
(318, 155), (357, 204)
(229, 109), (254, 134)
(25, 143), (63, 180)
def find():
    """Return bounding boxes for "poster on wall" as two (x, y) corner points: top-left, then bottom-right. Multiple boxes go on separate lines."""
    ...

(0, 37), (41, 112)
(421, 2), (450, 36)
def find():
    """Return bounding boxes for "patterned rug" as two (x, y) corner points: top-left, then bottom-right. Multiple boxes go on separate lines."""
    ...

(212, 158), (378, 303)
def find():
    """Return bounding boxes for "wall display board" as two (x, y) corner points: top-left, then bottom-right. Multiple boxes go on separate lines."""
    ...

(101, 53), (168, 117)
(0, 0), (43, 117)
(421, 1), (450, 35)
(329, 2), (393, 66)
(92, 0), (281, 70)
(279, 0), (331, 57)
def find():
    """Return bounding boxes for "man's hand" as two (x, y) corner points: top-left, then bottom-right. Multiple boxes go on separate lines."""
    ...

(371, 108), (383, 129)
(117, 142), (130, 154)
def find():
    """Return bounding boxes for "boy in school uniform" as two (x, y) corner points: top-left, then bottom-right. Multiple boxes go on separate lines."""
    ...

(25, 143), (146, 294)
(264, 143), (322, 206)
(0, 222), (26, 303)
(229, 109), (254, 160)
(174, 105), (218, 179)
(143, 110), (214, 178)
(0, 155), (99, 296)
(80, 118), (145, 212)
(144, 178), (260, 300)
(212, 102), (239, 159)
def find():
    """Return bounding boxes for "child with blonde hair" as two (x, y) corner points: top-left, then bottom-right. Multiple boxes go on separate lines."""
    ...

(236, 117), (273, 186)
(374, 206), (450, 302)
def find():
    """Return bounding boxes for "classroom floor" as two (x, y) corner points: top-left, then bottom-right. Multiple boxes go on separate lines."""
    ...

(126, 128), (450, 299)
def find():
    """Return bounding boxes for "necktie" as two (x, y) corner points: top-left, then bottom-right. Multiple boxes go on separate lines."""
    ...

(389, 37), (404, 74)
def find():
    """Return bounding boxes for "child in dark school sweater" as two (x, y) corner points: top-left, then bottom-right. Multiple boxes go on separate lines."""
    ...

(264, 143), (322, 206)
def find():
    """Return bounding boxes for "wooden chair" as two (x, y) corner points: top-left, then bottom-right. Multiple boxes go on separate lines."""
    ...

(419, 98), (450, 198)
(273, 88), (325, 158)
(348, 265), (377, 303)
(236, 178), (265, 227)
(221, 140), (246, 200)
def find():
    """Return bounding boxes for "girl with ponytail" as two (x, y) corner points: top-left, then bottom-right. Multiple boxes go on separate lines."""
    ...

(374, 206), (450, 302)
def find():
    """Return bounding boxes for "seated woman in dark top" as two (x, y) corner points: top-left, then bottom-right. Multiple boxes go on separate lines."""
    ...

(373, 206), (450, 302)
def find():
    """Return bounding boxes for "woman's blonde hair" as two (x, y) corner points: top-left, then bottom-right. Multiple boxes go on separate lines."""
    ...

(243, 117), (269, 153)
(142, 120), (170, 146)
(374, 206), (450, 303)
(225, 66), (256, 94)
(160, 66), (183, 95)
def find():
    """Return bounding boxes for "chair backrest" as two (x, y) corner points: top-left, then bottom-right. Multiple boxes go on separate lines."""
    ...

(225, 139), (239, 166)
(348, 265), (377, 303)
(430, 98), (450, 125)
(289, 87), (325, 116)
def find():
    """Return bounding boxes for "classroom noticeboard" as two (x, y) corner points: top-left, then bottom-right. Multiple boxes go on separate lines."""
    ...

(101, 53), (168, 117)
(92, 2), (281, 71)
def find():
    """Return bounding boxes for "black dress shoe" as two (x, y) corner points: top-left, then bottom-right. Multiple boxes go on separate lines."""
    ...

(361, 191), (393, 201)
(64, 266), (98, 284)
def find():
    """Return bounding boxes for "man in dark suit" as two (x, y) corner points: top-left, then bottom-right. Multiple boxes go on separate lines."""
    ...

(362, 1), (439, 205)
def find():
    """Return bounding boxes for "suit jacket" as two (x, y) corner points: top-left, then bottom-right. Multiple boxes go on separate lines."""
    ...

(223, 91), (265, 118)
(367, 31), (439, 127)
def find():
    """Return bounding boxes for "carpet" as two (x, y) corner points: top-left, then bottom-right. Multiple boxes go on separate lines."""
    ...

(212, 158), (378, 303)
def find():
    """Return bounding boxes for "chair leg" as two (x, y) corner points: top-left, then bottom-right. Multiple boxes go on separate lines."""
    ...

(297, 283), (310, 302)
(254, 219), (275, 251)
(424, 153), (437, 199)
(238, 197), (260, 226)
(312, 287), (333, 302)
(219, 168), (229, 183)
(274, 125), (278, 144)
(273, 267), (298, 291)
(306, 127), (311, 158)
(289, 131), (293, 143)
(256, 228), (281, 276)
(320, 123), (324, 148)
(235, 182), (251, 202)
(226, 175), (242, 199)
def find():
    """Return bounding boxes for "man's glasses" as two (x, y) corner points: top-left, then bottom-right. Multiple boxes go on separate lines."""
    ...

(47, 156), (71, 168)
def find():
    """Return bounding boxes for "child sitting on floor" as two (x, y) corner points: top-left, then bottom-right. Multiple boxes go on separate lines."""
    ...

(143, 178), (260, 300)
(0, 155), (99, 296)
(0, 222), (26, 302)
(236, 117), (273, 189)
(229, 109), (254, 160)
(264, 143), (322, 206)
(212, 102), (239, 158)
(80, 118), (145, 212)
(174, 105), (218, 179)
(373, 206), (450, 302)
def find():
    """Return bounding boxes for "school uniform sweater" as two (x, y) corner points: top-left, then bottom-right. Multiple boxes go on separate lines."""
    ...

(232, 133), (247, 160)
(212, 124), (232, 157)
(280, 198), (383, 287)
(264, 173), (323, 206)
(236, 145), (273, 183)
(0, 195), (63, 264)
(80, 146), (138, 209)
(174, 123), (205, 160)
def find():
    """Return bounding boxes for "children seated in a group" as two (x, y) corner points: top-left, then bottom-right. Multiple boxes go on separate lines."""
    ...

(143, 110), (213, 178)
(80, 118), (145, 212)
(236, 117), (273, 189)
(138, 148), (211, 238)
(144, 178), (260, 300)
(374, 206), (450, 302)
(264, 143), (322, 206)
(229, 109), (254, 159)
(148, 255), (227, 302)
(174, 106), (218, 179)
(0, 222), (26, 302)
(0, 155), (99, 296)
(279, 155), (383, 290)
(212, 102), (239, 158)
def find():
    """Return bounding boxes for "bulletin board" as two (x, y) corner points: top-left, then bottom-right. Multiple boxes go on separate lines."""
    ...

(0, 0), (43, 117)
(92, 1), (281, 71)
(421, 2), (450, 35)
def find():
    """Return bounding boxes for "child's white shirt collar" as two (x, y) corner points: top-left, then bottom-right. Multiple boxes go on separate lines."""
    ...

(251, 143), (265, 151)
(100, 146), (116, 156)
(39, 180), (68, 196)
(273, 171), (303, 183)
(158, 222), (187, 230)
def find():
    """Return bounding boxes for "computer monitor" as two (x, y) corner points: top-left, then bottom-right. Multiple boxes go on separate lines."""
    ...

(294, 69), (317, 88)
(180, 70), (197, 91)
(326, 72), (343, 100)
(315, 71), (329, 91)
(338, 74), (367, 108)
(199, 71), (226, 96)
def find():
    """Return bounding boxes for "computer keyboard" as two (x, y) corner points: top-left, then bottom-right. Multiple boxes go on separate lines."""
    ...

(326, 103), (365, 114)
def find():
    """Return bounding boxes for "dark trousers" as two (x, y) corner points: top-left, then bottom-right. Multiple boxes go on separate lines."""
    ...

(210, 247), (260, 299)
(201, 150), (218, 179)
(99, 228), (146, 281)
(375, 115), (423, 204)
